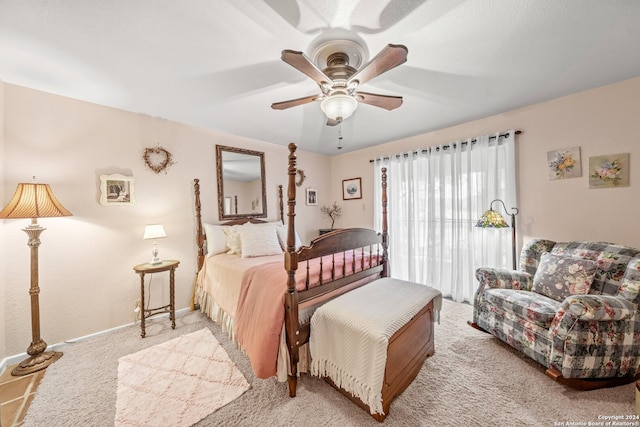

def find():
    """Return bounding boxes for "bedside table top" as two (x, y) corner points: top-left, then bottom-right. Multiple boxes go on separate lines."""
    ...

(133, 259), (180, 273)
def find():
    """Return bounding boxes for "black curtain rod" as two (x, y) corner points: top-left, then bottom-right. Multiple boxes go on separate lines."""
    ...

(369, 130), (521, 163)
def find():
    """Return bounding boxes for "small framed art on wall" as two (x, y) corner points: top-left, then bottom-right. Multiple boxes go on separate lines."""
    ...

(306, 187), (318, 206)
(342, 177), (362, 200)
(100, 174), (136, 206)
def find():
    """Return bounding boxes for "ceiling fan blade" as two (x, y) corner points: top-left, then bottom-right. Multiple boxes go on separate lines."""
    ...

(271, 94), (320, 110)
(356, 91), (403, 110)
(348, 44), (408, 87)
(281, 50), (333, 86)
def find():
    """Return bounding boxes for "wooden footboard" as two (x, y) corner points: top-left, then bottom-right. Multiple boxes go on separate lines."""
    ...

(284, 142), (389, 397)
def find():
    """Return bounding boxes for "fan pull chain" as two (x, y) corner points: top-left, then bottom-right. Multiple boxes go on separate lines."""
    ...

(337, 121), (343, 150)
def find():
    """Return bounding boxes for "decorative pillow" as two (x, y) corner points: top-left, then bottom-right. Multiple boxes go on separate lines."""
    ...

(532, 252), (598, 302)
(224, 225), (243, 255)
(203, 223), (228, 257)
(239, 226), (283, 258)
(276, 224), (302, 250)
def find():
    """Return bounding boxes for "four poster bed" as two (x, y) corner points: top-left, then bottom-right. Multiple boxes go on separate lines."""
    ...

(193, 142), (439, 421)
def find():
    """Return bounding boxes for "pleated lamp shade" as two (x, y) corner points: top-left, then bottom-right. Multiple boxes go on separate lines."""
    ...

(0, 183), (72, 219)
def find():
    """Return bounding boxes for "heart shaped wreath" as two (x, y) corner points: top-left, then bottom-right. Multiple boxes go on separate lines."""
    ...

(143, 146), (175, 174)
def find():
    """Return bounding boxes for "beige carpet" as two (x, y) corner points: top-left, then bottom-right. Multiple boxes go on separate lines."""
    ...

(115, 328), (249, 426)
(24, 299), (636, 426)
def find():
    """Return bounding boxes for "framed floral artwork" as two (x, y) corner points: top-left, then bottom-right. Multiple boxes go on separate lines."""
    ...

(589, 153), (630, 189)
(99, 174), (136, 206)
(547, 147), (581, 180)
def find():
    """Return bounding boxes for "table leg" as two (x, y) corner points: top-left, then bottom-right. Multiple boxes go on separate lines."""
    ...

(139, 272), (146, 338)
(170, 267), (176, 329)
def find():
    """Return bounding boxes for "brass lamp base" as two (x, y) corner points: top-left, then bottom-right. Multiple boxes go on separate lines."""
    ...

(11, 351), (63, 376)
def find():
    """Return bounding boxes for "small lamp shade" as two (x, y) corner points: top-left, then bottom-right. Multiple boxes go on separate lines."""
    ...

(143, 224), (167, 240)
(0, 183), (72, 219)
(475, 209), (509, 228)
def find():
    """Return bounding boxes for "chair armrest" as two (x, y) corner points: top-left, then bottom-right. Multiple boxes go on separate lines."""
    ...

(557, 295), (637, 322)
(549, 295), (640, 378)
(475, 268), (533, 291)
(551, 295), (637, 338)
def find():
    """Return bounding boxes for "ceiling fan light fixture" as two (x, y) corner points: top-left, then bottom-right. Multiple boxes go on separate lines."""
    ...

(320, 94), (358, 121)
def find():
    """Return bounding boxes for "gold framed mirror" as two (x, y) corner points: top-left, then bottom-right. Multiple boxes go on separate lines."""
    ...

(216, 145), (267, 220)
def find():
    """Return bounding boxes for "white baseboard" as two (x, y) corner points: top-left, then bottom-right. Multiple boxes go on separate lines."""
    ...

(0, 307), (191, 375)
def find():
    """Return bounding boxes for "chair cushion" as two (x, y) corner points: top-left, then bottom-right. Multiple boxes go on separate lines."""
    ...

(483, 288), (561, 328)
(532, 253), (598, 302)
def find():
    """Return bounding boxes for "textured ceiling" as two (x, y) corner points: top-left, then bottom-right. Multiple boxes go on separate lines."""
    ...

(1, 1), (639, 155)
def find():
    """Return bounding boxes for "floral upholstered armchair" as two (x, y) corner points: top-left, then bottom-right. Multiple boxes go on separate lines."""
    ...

(471, 239), (640, 389)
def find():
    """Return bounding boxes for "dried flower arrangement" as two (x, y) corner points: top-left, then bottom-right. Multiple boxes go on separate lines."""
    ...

(320, 201), (342, 229)
(143, 146), (175, 174)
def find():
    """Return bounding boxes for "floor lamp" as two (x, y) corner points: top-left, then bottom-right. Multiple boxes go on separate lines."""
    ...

(0, 179), (72, 376)
(476, 199), (519, 270)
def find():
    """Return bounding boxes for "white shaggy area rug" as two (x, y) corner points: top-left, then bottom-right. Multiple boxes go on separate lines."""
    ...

(115, 328), (249, 426)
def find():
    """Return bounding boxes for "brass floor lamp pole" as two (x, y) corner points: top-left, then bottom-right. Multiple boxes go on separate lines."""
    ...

(13, 220), (63, 375)
(0, 179), (72, 376)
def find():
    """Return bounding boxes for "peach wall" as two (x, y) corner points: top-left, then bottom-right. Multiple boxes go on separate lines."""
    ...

(1, 84), (330, 359)
(331, 76), (640, 251)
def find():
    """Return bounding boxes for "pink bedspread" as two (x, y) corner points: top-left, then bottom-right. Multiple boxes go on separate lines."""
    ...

(234, 252), (377, 379)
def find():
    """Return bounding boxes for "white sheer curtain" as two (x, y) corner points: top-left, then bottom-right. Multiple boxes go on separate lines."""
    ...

(374, 131), (517, 303)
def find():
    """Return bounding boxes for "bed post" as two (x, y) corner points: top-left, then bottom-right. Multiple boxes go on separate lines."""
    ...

(194, 179), (205, 272)
(381, 167), (389, 278)
(192, 179), (205, 311)
(284, 143), (300, 397)
(278, 184), (284, 223)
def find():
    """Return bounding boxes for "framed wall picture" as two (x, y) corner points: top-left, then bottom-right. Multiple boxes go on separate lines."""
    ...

(589, 153), (630, 189)
(342, 177), (362, 200)
(306, 187), (318, 206)
(547, 146), (582, 180)
(100, 174), (136, 206)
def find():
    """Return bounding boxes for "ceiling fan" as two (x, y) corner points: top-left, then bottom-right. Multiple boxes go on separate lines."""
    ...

(271, 41), (408, 126)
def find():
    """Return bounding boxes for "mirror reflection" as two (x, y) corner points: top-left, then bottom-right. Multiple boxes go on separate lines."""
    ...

(216, 145), (267, 220)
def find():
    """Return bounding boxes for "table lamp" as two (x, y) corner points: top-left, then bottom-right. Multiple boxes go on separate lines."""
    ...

(143, 224), (167, 265)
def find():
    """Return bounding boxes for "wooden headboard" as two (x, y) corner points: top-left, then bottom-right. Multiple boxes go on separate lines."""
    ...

(193, 179), (284, 272)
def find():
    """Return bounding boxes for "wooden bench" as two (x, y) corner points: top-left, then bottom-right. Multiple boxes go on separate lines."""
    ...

(309, 277), (442, 422)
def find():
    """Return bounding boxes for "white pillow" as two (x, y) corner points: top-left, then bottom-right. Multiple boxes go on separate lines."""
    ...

(239, 226), (283, 258)
(203, 223), (228, 257)
(224, 225), (243, 255)
(276, 224), (302, 250)
(248, 220), (283, 228)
